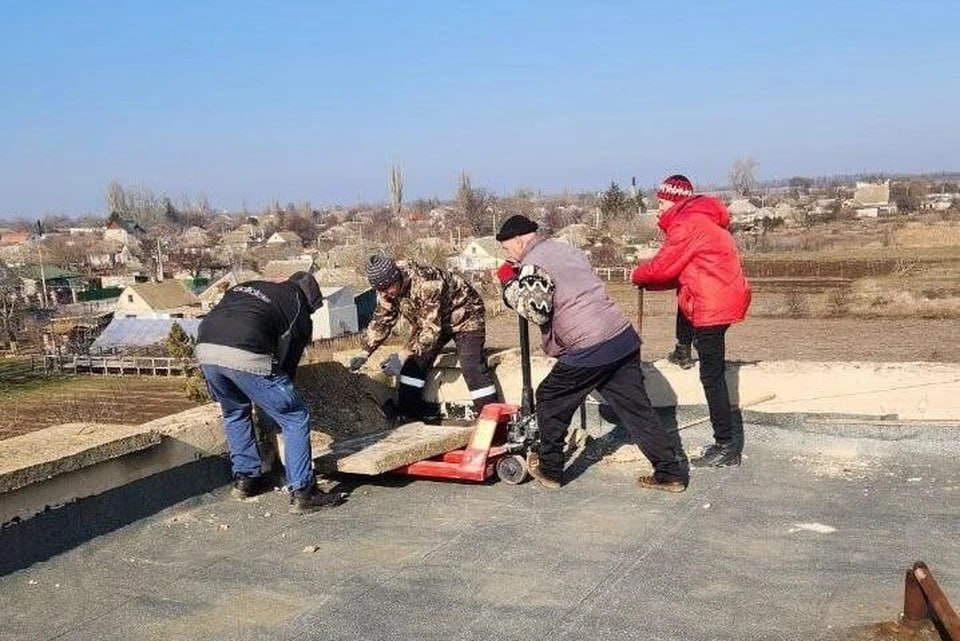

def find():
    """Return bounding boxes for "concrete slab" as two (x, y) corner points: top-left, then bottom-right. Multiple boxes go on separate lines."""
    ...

(313, 422), (474, 475)
(1, 413), (957, 641)
(0, 404), (228, 529)
(0, 422), (158, 493)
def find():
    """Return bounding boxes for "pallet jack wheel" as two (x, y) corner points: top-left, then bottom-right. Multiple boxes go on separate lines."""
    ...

(496, 454), (529, 485)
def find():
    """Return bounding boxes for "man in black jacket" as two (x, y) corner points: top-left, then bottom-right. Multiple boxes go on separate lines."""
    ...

(196, 272), (343, 514)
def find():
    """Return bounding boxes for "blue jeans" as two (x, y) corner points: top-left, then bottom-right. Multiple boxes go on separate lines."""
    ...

(201, 364), (313, 490)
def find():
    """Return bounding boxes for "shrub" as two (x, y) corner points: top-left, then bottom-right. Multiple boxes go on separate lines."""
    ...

(825, 288), (850, 317)
(783, 289), (808, 318)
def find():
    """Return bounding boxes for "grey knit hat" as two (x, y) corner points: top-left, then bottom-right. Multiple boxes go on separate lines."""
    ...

(366, 255), (401, 290)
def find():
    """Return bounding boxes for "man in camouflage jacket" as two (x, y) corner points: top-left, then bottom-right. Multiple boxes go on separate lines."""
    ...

(349, 256), (497, 421)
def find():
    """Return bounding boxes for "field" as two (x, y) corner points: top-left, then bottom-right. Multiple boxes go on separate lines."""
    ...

(484, 281), (960, 363)
(485, 235), (960, 363)
(0, 363), (202, 440)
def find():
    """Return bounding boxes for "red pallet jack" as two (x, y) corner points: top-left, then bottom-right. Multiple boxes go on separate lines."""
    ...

(391, 316), (540, 485)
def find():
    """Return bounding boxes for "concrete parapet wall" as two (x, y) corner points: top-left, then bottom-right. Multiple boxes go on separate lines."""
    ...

(1, 404), (226, 526)
(425, 351), (960, 421)
(3, 358), (957, 532)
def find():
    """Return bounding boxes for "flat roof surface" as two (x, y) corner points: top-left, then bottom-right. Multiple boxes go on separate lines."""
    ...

(1, 412), (958, 641)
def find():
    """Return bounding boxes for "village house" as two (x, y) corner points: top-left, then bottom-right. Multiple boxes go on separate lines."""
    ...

(449, 236), (505, 273)
(261, 257), (315, 282)
(920, 193), (956, 211)
(266, 230), (303, 249)
(314, 284), (359, 340)
(85, 239), (138, 269)
(727, 198), (760, 224)
(219, 223), (263, 251)
(17, 264), (85, 305)
(196, 269), (358, 338)
(554, 224), (594, 250)
(810, 197), (838, 218)
(853, 180), (897, 218)
(178, 226), (212, 252)
(114, 280), (201, 319)
(198, 269), (262, 309)
(772, 202), (799, 224)
(103, 216), (147, 246)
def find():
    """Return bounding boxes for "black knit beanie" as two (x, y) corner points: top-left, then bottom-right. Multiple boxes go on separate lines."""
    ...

(495, 215), (539, 242)
(366, 255), (402, 290)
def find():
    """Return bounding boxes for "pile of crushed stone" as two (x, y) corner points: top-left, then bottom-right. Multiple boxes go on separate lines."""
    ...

(296, 362), (393, 445)
(253, 362), (394, 449)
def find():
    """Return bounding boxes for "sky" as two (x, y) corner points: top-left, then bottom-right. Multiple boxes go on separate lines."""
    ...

(1, 0), (958, 218)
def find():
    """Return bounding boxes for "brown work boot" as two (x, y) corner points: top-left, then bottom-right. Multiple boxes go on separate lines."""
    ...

(527, 452), (561, 490)
(636, 475), (687, 493)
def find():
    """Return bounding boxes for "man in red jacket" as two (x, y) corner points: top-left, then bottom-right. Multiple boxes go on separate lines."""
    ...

(631, 175), (751, 467)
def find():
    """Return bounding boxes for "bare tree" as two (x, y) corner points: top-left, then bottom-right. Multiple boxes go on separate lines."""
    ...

(388, 164), (404, 216)
(283, 213), (320, 243)
(41, 235), (95, 273)
(729, 158), (758, 197)
(0, 260), (23, 350)
(104, 182), (162, 224)
(456, 172), (494, 234)
(106, 181), (127, 216)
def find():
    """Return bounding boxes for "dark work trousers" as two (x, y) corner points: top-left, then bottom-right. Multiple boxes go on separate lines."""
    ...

(675, 306), (695, 346)
(398, 330), (498, 419)
(536, 350), (689, 483)
(692, 324), (741, 450)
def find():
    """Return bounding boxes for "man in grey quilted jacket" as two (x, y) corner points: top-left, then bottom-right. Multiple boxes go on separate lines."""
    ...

(496, 215), (689, 492)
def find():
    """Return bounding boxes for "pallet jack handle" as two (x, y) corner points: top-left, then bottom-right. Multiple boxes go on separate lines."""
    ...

(518, 316), (535, 417)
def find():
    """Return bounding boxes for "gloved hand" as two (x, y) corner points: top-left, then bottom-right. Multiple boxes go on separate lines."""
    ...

(497, 262), (518, 285)
(348, 352), (370, 372)
(380, 353), (405, 377)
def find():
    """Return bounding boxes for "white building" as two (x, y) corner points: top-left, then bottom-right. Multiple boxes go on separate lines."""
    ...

(114, 281), (201, 319)
(313, 285), (358, 340)
(450, 237), (504, 272)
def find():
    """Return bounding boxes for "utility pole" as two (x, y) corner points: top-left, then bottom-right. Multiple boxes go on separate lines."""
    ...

(487, 206), (497, 236)
(155, 238), (164, 282)
(595, 192), (603, 230)
(36, 220), (49, 308)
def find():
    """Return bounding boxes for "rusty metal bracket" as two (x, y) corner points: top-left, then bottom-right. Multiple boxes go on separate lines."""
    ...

(901, 561), (960, 640)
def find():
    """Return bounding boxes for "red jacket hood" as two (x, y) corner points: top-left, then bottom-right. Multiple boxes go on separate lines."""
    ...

(658, 195), (731, 233)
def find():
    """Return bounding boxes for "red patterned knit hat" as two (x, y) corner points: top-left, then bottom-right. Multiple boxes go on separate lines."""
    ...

(657, 175), (694, 202)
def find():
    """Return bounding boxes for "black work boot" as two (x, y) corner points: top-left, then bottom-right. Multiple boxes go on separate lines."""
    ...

(289, 483), (346, 514)
(667, 344), (696, 369)
(231, 473), (272, 499)
(691, 443), (741, 468)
